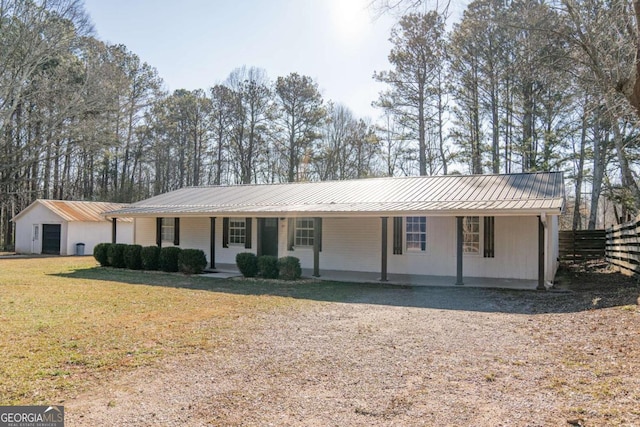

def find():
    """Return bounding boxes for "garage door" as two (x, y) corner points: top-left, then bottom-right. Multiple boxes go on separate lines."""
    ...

(42, 224), (61, 255)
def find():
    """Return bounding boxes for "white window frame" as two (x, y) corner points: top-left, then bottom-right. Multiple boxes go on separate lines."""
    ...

(463, 216), (481, 255)
(161, 217), (175, 242)
(228, 218), (246, 245)
(295, 218), (315, 247)
(405, 216), (426, 252)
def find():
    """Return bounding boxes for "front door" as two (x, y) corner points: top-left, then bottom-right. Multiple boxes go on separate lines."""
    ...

(42, 224), (61, 255)
(258, 218), (279, 257)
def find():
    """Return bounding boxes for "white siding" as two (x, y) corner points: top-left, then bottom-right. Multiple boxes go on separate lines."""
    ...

(385, 216), (539, 280)
(134, 217), (157, 247)
(215, 217), (257, 265)
(65, 221), (133, 255)
(277, 219), (288, 258)
(14, 203), (133, 255)
(66, 222), (110, 255)
(134, 216), (257, 266)
(284, 217), (381, 272)
(14, 203), (65, 254)
(131, 214), (557, 281)
(117, 223), (134, 245)
(547, 215), (560, 282)
(465, 216), (538, 280)
(388, 217), (455, 277)
(282, 216), (539, 279)
(179, 217), (210, 254)
(134, 217), (204, 249)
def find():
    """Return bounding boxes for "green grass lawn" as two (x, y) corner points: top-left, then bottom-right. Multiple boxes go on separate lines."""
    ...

(0, 257), (300, 405)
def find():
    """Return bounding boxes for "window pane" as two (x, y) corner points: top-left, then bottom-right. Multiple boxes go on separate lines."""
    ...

(406, 217), (426, 252)
(161, 217), (175, 241)
(229, 218), (246, 244)
(295, 217), (315, 246)
(463, 216), (480, 254)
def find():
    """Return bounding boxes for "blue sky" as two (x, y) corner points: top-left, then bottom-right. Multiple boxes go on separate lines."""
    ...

(82, 0), (399, 119)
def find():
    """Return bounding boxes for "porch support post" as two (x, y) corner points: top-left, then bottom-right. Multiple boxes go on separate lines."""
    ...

(455, 216), (464, 285)
(537, 215), (546, 290)
(256, 218), (263, 257)
(210, 217), (216, 270)
(381, 217), (388, 282)
(156, 217), (162, 248)
(313, 217), (321, 277)
(111, 218), (117, 244)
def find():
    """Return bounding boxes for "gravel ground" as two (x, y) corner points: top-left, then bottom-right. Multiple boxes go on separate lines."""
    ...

(65, 266), (640, 427)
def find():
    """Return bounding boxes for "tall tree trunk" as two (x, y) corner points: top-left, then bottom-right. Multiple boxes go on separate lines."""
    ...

(471, 61), (482, 174)
(504, 76), (513, 173)
(418, 90), (427, 176)
(621, 1), (640, 115)
(611, 117), (640, 213)
(437, 90), (447, 175)
(572, 107), (587, 230)
(216, 127), (223, 185)
(287, 137), (296, 182)
(522, 81), (534, 171)
(588, 129), (607, 229)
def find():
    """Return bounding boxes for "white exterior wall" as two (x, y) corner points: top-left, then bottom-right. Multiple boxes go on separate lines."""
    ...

(214, 217), (258, 265)
(463, 216), (538, 280)
(284, 217), (381, 272)
(388, 217), (456, 277)
(547, 215), (560, 282)
(117, 222), (135, 245)
(180, 217), (211, 257)
(14, 204), (65, 254)
(132, 214), (558, 281)
(134, 217), (157, 247)
(316, 216), (540, 280)
(133, 216), (257, 267)
(14, 203), (133, 255)
(66, 221), (133, 255)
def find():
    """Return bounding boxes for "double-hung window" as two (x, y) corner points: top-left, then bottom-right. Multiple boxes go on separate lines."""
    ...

(406, 216), (426, 252)
(462, 216), (495, 257)
(295, 218), (315, 247)
(229, 218), (246, 245)
(463, 216), (480, 254)
(161, 217), (175, 242)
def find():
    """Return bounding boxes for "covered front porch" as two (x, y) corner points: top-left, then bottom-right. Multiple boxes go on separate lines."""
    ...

(111, 213), (557, 289)
(203, 263), (543, 290)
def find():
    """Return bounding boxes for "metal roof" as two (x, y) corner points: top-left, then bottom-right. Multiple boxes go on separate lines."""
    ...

(12, 200), (133, 223)
(105, 172), (565, 218)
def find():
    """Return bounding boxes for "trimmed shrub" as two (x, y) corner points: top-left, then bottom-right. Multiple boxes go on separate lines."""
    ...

(159, 246), (182, 272)
(93, 242), (110, 266)
(278, 256), (301, 280)
(124, 244), (143, 270)
(107, 243), (127, 268)
(258, 255), (279, 279)
(179, 249), (207, 274)
(141, 246), (161, 270)
(236, 252), (258, 278)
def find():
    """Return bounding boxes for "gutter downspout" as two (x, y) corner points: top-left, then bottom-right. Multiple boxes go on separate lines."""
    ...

(537, 214), (546, 290)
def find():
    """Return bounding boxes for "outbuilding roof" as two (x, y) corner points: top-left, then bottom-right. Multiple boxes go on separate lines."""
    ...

(12, 200), (133, 223)
(105, 172), (565, 218)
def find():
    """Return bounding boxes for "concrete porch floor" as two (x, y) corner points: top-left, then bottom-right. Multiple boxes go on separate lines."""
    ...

(203, 263), (541, 290)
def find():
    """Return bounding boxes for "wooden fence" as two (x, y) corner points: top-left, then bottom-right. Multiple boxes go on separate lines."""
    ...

(606, 218), (640, 276)
(559, 230), (606, 261)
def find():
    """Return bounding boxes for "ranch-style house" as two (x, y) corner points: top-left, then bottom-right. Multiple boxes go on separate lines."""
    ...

(104, 172), (565, 289)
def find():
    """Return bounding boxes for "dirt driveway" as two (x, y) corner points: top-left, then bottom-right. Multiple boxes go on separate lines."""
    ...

(66, 270), (640, 426)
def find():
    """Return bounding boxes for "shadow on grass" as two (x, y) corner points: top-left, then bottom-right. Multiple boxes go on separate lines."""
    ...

(53, 266), (640, 315)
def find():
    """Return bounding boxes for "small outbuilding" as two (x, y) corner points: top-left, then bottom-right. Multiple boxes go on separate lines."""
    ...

(12, 200), (133, 255)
